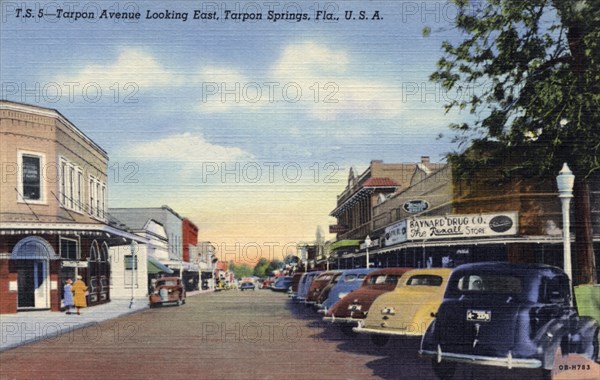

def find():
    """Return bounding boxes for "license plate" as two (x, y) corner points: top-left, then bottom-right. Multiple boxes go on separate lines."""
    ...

(466, 310), (491, 322)
(348, 304), (362, 311)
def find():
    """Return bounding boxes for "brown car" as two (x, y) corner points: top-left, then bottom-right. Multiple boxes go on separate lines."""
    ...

(306, 271), (341, 305)
(323, 267), (413, 331)
(149, 277), (186, 307)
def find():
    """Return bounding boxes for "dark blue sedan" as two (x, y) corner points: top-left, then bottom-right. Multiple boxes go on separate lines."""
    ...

(420, 262), (599, 379)
(239, 281), (255, 291)
(270, 276), (293, 292)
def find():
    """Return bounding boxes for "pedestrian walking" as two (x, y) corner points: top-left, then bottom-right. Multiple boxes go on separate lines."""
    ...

(72, 275), (88, 315)
(63, 279), (74, 314)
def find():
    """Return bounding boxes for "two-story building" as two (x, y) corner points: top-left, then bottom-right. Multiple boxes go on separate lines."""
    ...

(0, 101), (144, 313)
(328, 158), (445, 268)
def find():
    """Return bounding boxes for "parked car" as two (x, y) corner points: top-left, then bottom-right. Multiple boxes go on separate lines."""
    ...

(323, 267), (413, 333)
(239, 281), (256, 291)
(260, 278), (275, 289)
(420, 262), (600, 379)
(317, 268), (374, 314)
(288, 272), (305, 298)
(354, 268), (453, 345)
(305, 271), (341, 306)
(295, 271), (322, 303)
(271, 276), (294, 292)
(149, 277), (186, 307)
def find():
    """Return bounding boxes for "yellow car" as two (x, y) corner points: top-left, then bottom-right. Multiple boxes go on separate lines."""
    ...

(353, 268), (453, 346)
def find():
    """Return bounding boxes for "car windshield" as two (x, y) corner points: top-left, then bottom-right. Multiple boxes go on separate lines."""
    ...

(406, 275), (443, 286)
(457, 274), (522, 294)
(344, 274), (357, 282)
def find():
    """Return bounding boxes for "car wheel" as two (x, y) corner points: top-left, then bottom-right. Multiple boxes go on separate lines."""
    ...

(370, 334), (390, 347)
(431, 359), (456, 380)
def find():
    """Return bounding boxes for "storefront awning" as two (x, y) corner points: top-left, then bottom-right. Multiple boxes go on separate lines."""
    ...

(330, 239), (361, 251)
(147, 256), (174, 274)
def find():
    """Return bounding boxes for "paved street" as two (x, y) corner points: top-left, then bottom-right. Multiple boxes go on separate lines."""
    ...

(0, 291), (555, 379)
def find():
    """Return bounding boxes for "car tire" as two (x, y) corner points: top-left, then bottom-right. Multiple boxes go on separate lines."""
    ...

(370, 334), (390, 347)
(431, 359), (456, 380)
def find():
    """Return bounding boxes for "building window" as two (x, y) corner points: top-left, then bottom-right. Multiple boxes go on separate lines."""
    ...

(76, 170), (83, 212)
(88, 176), (107, 220)
(59, 157), (84, 213)
(60, 237), (79, 260)
(21, 154), (42, 201)
(89, 177), (95, 215)
(124, 255), (138, 270)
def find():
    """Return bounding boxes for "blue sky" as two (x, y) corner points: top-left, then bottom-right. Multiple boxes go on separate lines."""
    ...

(1, 1), (473, 261)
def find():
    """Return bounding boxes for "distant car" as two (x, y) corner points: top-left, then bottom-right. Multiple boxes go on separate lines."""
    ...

(317, 268), (375, 314)
(420, 262), (600, 379)
(354, 268), (453, 345)
(239, 281), (256, 291)
(260, 278), (274, 289)
(271, 276), (294, 292)
(149, 277), (186, 307)
(323, 267), (413, 333)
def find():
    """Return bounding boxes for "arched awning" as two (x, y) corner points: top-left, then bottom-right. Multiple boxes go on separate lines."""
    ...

(11, 237), (59, 260)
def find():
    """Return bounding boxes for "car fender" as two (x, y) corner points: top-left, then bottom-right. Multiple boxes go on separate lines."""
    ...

(420, 318), (437, 354)
(533, 317), (569, 370)
(569, 316), (599, 359)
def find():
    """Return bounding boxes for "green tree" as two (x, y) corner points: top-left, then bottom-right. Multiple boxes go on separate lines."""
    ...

(253, 258), (270, 278)
(229, 261), (253, 280)
(267, 259), (283, 276)
(427, 0), (599, 284)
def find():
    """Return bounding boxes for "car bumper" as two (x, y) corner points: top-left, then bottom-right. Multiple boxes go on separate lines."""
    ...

(322, 315), (363, 325)
(353, 325), (424, 337)
(419, 347), (542, 369)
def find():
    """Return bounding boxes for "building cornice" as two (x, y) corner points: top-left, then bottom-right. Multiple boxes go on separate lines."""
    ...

(0, 100), (108, 160)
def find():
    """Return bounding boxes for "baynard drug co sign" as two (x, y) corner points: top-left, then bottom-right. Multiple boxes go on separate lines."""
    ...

(408, 212), (518, 240)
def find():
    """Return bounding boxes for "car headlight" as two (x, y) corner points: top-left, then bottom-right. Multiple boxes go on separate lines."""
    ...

(338, 292), (348, 299)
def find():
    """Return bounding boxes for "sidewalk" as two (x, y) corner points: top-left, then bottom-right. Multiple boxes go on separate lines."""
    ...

(0, 289), (213, 352)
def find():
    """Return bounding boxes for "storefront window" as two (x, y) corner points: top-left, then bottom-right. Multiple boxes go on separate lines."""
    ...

(60, 238), (78, 260)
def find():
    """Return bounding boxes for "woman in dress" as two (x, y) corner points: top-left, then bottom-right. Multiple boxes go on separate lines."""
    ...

(72, 275), (88, 315)
(63, 279), (74, 314)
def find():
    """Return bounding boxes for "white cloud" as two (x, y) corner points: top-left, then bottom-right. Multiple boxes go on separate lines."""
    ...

(127, 132), (254, 163)
(194, 42), (405, 120)
(57, 48), (176, 88)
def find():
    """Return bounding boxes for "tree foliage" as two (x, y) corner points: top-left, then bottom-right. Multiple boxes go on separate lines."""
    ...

(228, 261), (253, 279)
(429, 0), (600, 180)
(428, 0), (599, 284)
(253, 258), (270, 277)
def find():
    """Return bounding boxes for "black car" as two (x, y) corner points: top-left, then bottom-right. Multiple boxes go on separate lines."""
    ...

(270, 276), (293, 292)
(420, 262), (599, 379)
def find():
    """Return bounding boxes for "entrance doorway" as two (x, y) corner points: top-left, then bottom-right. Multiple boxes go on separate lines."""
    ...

(12, 237), (55, 310)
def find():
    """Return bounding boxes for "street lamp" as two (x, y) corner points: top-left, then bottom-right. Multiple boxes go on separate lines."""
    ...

(365, 235), (372, 268)
(556, 163), (575, 287)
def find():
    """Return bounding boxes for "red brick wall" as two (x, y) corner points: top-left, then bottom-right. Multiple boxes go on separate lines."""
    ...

(182, 218), (199, 262)
(0, 260), (17, 314)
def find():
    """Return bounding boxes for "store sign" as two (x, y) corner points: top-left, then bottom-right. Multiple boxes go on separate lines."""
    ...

(403, 200), (429, 214)
(62, 260), (88, 268)
(329, 224), (349, 233)
(407, 212), (518, 241)
(384, 220), (407, 246)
